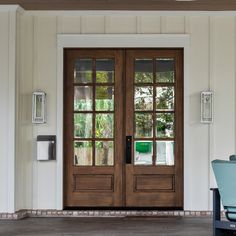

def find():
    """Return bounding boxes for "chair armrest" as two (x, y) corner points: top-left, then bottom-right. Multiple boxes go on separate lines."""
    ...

(212, 188), (221, 221)
(210, 188), (218, 191)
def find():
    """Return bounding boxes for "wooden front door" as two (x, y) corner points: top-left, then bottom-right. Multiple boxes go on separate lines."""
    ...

(125, 49), (183, 207)
(64, 49), (124, 207)
(64, 48), (183, 208)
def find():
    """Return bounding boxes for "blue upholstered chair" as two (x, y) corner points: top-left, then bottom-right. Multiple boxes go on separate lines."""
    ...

(211, 156), (236, 236)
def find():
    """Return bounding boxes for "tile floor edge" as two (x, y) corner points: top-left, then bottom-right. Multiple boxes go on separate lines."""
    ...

(0, 210), (218, 220)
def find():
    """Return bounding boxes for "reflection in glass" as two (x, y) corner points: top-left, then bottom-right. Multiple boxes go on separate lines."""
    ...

(96, 59), (114, 83)
(156, 86), (174, 111)
(135, 86), (153, 111)
(96, 114), (114, 138)
(156, 58), (175, 83)
(135, 59), (153, 83)
(74, 59), (93, 83)
(135, 113), (153, 138)
(74, 86), (93, 111)
(96, 86), (114, 111)
(74, 114), (92, 138)
(134, 141), (153, 165)
(95, 141), (114, 166)
(156, 113), (174, 138)
(74, 141), (93, 166)
(35, 95), (43, 118)
(156, 141), (174, 166)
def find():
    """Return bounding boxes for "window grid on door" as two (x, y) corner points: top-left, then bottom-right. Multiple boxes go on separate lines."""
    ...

(134, 57), (175, 166)
(73, 58), (115, 166)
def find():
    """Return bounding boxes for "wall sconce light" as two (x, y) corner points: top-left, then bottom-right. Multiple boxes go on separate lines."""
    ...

(32, 91), (46, 124)
(201, 91), (213, 123)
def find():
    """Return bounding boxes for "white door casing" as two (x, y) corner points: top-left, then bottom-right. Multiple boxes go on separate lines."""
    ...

(56, 34), (190, 210)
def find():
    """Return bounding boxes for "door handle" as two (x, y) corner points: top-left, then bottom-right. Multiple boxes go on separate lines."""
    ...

(126, 136), (132, 164)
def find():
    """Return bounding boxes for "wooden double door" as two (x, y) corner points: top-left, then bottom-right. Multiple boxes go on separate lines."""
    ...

(64, 48), (183, 208)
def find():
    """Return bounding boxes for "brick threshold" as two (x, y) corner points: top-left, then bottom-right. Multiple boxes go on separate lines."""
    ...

(0, 210), (217, 220)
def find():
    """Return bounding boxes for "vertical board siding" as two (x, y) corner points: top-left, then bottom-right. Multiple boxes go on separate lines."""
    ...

(105, 16), (137, 33)
(0, 12), (9, 213)
(212, 17), (235, 159)
(33, 16), (57, 209)
(81, 16), (105, 33)
(137, 16), (161, 34)
(16, 14), (34, 210)
(161, 16), (185, 34)
(57, 16), (81, 34)
(186, 16), (210, 210)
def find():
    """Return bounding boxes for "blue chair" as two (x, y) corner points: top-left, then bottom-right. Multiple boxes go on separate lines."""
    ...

(211, 156), (236, 236)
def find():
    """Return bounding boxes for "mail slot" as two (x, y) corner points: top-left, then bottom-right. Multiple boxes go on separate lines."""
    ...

(37, 135), (56, 161)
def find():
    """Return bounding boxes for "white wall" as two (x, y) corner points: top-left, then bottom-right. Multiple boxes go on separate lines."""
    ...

(1, 8), (236, 212)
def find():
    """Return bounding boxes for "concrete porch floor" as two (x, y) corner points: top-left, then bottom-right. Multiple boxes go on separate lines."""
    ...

(0, 216), (212, 236)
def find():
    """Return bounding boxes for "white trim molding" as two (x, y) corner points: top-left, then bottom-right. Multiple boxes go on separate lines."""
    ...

(28, 10), (236, 17)
(58, 34), (189, 48)
(0, 5), (24, 13)
(7, 9), (17, 214)
(0, 4), (21, 214)
(56, 34), (190, 210)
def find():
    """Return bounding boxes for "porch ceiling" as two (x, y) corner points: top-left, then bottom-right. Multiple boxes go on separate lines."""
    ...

(0, 0), (236, 11)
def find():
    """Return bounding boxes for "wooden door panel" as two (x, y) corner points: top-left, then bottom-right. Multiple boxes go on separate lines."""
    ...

(134, 175), (174, 191)
(64, 49), (124, 207)
(125, 165), (179, 207)
(67, 193), (114, 207)
(64, 48), (183, 208)
(73, 175), (114, 191)
(125, 49), (183, 208)
(126, 193), (177, 207)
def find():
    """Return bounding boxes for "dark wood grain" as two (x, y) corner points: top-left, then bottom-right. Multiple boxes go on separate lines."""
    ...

(74, 175), (114, 191)
(135, 175), (174, 191)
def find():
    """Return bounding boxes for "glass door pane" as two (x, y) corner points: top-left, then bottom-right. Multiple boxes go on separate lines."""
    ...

(73, 58), (115, 166)
(135, 59), (153, 83)
(133, 57), (176, 166)
(74, 59), (93, 83)
(156, 58), (175, 83)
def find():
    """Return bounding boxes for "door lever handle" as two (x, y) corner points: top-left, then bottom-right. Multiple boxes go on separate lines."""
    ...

(126, 136), (132, 164)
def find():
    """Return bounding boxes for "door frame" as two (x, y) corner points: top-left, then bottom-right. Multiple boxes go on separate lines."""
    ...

(56, 34), (190, 210)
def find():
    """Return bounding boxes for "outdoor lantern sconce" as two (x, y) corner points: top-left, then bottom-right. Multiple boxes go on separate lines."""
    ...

(201, 91), (213, 123)
(32, 91), (46, 124)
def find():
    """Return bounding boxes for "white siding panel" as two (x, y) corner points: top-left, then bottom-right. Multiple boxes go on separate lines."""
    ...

(81, 16), (105, 33)
(106, 16), (137, 33)
(161, 16), (185, 33)
(37, 162), (57, 209)
(57, 16), (81, 34)
(212, 17), (235, 159)
(15, 14), (34, 210)
(33, 16), (57, 209)
(137, 16), (161, 33)
(186, 16), (210, 210)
